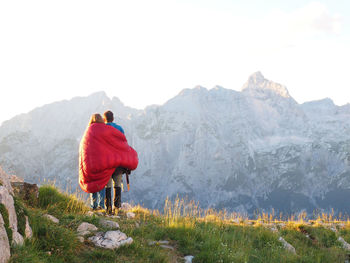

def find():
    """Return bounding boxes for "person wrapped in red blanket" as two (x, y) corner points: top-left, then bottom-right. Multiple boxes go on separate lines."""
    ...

(79, 114), (138, 201)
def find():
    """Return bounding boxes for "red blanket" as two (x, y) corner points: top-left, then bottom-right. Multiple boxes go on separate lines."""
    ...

(79, 123), (138, 193)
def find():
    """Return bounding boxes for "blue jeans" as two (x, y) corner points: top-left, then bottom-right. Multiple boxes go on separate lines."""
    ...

(90, 188), (106, 209)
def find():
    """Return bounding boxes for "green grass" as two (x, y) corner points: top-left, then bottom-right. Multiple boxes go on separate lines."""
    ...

(280, 224), (346, 263)
(38, 185), (88, 215)
(14, 196), (29, 237)
(0, 203), (12, 244)
(7, 185), (350, 262)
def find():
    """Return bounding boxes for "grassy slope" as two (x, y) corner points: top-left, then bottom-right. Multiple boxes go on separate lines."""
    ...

(9, 185), (350, 263)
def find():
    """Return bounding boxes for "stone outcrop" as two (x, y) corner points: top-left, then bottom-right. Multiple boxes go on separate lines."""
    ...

(0, 167), (32, 263)
(88, 230), (133, 249)
(0, 168), (24, 246)
(0, 168), (15, 196)
(11, 182), (38, 206)
(0, 213), (10, 263)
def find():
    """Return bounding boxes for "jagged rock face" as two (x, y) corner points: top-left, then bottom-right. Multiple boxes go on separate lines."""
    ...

(1, 73), (350, 215)
(0, 168), (24, 246)
(0, 167), (29, 262)
(0, 213), (10, 263)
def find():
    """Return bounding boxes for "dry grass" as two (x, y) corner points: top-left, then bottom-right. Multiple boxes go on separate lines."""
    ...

(162, 196), (350, 231)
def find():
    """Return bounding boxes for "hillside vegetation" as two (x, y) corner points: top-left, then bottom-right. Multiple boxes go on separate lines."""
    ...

(10, 185), (350, 263)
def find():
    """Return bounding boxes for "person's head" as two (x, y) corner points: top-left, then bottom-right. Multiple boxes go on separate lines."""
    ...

(89, 113), (104, 125)
(103, 110), (114, 123)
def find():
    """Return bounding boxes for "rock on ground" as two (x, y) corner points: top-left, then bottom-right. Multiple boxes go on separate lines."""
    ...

(99, 219), (119, 229)
(43, 214), (59, 224)
(184, 255), (194, 263)
(338, 237), (350, 250)
(77, 222), (98, 236)
(89, 230), (133, 249)
(126, 212), (135, 219)
(278, 237), (296, 254)
(25, 215), (33, 239)
(160, 244), (175, 250)
(86, 211), (94, 217)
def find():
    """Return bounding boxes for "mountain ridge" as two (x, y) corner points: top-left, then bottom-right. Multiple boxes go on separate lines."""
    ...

(1, 72), (350, 215)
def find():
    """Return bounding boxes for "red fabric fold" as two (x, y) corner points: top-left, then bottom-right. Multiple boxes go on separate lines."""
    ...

(79, 123), (138, 193)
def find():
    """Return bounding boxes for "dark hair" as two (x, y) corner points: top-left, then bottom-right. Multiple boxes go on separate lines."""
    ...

(103, 110), (114, 123)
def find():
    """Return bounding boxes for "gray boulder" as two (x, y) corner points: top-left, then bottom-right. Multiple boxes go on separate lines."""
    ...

(89, 230), (133, 249)
(338, 237), (350, 250)
(77, 222), (98, 236)
(99, 219), (119, 229)
(278, 237), (296, 254)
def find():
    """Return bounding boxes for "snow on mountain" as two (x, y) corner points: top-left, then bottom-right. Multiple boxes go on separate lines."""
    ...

(1, 73), (350, 215)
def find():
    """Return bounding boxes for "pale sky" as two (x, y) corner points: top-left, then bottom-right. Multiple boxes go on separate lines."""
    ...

(0, 0), (349, 125)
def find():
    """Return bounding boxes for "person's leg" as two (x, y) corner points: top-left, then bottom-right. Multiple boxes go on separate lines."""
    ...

(105, 177), (113, 214)
(90, 192), (98, 210)
(98, 188), (105, 209)
(112, 167), (124, 209)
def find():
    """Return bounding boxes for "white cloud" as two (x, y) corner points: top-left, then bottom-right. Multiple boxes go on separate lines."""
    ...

(262, 2), (342, 47)
(288, 2), (342, 35)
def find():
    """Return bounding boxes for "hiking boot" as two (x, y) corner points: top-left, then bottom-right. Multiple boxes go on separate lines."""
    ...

(105, 187), (112, 215)
(112, 208), (119, 215)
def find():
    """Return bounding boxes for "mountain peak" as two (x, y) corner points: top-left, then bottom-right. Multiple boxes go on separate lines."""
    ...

(242, 72), (291, 98)
(249, 71), (265, 84)
(87, 91), (109, 99)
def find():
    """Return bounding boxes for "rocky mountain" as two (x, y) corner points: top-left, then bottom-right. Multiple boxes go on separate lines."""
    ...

(1, 72), (350, 216)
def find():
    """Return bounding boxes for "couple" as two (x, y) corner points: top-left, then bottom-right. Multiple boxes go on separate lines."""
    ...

(79, 110), (138, 215)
